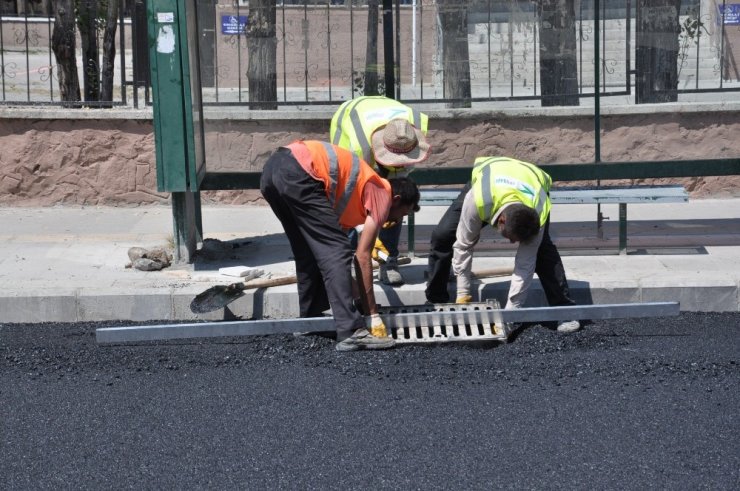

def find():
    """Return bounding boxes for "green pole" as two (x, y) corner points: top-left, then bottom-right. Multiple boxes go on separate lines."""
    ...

(594, 0), (605, 240)
(594, 0), (601, 163)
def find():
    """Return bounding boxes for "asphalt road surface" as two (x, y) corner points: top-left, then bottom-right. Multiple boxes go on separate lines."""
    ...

(2, 313), (738, 490)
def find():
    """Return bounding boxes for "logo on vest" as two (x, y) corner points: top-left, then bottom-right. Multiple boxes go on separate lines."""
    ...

(495, 176), (534, 196)
(365, 108), (408, 123)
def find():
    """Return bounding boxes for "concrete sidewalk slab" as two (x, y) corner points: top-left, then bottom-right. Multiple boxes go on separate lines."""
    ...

(0, 199), (739, 324)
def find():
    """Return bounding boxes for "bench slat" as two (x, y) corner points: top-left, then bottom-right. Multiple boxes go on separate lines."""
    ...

(551, 185), (687, 204)
(419, 185), (688, 206)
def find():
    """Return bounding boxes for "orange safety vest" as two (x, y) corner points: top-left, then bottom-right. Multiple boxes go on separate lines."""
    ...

(301, 140), (391, 229)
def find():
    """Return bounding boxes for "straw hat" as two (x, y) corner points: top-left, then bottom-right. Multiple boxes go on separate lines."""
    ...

(371, 118), (431, 167)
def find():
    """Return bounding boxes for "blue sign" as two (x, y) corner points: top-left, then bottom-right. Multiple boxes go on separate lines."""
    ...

(718, 4), (740, 25)
(221, 15), (247, 35)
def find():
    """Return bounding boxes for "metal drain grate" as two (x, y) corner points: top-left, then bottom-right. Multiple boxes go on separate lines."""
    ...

(378, 300), (511, 344)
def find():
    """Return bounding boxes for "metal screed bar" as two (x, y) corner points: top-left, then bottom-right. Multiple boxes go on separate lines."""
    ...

(96, 301), (679, 345)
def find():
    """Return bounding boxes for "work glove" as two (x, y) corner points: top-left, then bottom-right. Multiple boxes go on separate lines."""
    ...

(371, 238), (390, 264)
(366, 313), (388, 338)
(456, 292), (473, 304)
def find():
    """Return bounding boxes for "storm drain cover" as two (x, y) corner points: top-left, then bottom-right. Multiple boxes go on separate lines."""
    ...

(378, 301), (511, 344)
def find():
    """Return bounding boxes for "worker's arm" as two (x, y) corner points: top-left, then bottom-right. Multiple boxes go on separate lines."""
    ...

(505, 225), (544, 309)
(356, 213), (381, 315)
(452, 190), (483, 302)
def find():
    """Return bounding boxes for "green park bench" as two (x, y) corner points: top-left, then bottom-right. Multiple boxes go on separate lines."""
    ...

(408, 184), (689, 256)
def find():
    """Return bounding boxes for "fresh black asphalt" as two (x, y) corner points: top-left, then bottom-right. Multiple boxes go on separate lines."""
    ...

(2, 312), (739, 489)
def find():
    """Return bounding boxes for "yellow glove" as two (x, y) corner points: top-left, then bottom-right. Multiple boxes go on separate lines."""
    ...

(366, 313), (388, 338)
(456, 294), (473, 304)
(371, 238), (390, 264)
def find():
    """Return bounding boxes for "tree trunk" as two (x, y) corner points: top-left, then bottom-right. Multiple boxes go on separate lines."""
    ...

(364, 0), (380, 96)
(635, 0), (680, 103)
(196, 0), (216, 88)
(538, 0), (579, 106)
(247, 0), (277, 110)
(51, 0), (81, 105)
(101, 0), (120, 106)
(20, 0), (41, 14)
(77, 0), (100, 102)
(437, 0), (471, 108)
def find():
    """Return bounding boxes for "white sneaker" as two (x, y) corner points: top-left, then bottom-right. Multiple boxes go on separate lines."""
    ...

(557, 320), (581, 333)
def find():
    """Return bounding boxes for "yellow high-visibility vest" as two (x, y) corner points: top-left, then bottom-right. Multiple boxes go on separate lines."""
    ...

(330, 95), (428, 169)
(471, 156), (552, 226)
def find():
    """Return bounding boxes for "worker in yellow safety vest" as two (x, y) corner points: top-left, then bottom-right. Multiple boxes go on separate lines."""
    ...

(260, 139), (421, 351)
(330, 95), (430, 286)
(426, 156), (581, 333)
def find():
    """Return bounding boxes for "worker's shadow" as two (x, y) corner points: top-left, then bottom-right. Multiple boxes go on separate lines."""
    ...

(376, 282), (404, 307)
(192, 235), (292, 271)
(375, 259), (442, 305)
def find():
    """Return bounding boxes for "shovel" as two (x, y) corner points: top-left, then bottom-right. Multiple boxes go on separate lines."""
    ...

(190, 260), (508, 314)
(190, 275), (297, 314)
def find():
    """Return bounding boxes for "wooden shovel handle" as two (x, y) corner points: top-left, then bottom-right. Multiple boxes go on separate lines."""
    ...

(235, 266), (510, 291)
(242, 275), (298, 289)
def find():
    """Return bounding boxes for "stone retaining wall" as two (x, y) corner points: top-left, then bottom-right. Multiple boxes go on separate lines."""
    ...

(1, 105), (739, 207)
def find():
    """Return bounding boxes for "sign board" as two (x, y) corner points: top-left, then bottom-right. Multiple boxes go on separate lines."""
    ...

(718, 4), (740, 25)
(221, 15), (247, 35)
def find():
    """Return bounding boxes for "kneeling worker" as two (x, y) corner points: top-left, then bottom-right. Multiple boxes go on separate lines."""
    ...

(426, 156), (581, 333)
(260, 140), (421, 351)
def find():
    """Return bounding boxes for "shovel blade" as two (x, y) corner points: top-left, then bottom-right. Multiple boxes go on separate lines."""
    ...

(190, 283), (245, 314)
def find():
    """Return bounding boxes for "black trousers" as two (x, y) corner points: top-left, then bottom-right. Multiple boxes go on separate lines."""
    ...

(260, 149), (364, 334)
(378, 219), (402, 257)
(425, 181), (575, 308)
(425, 182), (473, 303)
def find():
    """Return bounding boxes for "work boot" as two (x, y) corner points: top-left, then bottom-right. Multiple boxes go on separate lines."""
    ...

(335, 328), (395, 352)
(557, 320), (581, 333)
(379, 257), (404, 286)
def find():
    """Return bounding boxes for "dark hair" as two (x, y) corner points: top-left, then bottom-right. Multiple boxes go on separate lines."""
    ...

(501, 204), (540, 242)
(389, 177), (421, 212)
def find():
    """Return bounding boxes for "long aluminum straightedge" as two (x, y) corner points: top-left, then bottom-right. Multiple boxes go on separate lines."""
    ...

(96, 301), (680, 345)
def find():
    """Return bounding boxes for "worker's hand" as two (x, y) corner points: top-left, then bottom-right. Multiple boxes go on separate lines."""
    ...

(371, 238), (390, 264)
(455, 293), (473, 304)
(366, 313), (388, 338)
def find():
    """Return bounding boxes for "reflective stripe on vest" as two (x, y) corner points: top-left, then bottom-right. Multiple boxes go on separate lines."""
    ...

(348, 106), (424, 163)
(331, 96), (427, 166)
(331, 98), (358, 146)
(319, 142), (360, 218)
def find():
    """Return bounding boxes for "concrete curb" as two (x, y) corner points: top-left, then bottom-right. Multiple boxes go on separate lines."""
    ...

(2, 279), (737, 324)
